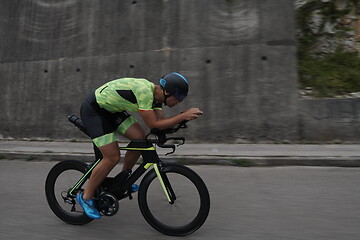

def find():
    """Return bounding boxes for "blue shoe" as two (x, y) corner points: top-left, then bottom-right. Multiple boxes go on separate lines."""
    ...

(131, 184), (139, 192)
(76, 192), (101, 219)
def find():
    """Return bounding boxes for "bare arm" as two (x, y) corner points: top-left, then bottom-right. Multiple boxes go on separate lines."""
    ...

(154, 109), (165, 120)
(139, 108), (203, 130)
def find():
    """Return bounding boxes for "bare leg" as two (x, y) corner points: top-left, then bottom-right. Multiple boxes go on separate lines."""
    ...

(122, 123), (146, 171)
(83, 123), (145, 199)
(83, 141), (120, 200)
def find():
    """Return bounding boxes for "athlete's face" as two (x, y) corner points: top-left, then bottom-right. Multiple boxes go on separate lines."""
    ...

(165, 95), (180, 107)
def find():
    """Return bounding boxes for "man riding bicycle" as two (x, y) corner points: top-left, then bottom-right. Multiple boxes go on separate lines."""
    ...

(77, 72), (203, 219)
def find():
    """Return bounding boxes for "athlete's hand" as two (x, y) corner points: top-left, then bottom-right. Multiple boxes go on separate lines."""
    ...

(182, 108), (203, 121)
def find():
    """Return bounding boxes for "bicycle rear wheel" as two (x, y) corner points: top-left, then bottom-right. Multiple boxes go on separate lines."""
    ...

(45, 160), (93, 225)
(138, 164), (210, 236)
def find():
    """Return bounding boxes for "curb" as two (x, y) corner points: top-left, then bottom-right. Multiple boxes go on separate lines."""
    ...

(1, 151), (360, 167)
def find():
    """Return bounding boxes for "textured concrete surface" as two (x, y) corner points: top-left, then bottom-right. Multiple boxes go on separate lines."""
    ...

(299, 98), (360, 142)
(0, 0), (299, 142)
(2, 1), (359, 143)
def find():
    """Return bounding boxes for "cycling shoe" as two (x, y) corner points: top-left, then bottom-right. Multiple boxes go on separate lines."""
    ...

(76, 192), (101, 219)
(131, 184), (139, 192)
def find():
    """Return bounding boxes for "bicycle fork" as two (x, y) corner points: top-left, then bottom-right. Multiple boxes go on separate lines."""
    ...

(145, 163), (176, 204)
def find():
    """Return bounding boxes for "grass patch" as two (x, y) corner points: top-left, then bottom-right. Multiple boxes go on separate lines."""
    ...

(26, 156), (36, 161)
(232, 159), (253, 167)
(299, 50), (360, 97)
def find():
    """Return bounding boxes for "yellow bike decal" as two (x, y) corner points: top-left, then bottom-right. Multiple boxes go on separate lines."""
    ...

(153, 164), (172, 203)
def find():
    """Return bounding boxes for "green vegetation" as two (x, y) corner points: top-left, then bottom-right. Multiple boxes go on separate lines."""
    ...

(26, 156), (36, 161)
(299, 50), (360, 97)
(297, 0), (360, 97)
(231, 159), (253, 167)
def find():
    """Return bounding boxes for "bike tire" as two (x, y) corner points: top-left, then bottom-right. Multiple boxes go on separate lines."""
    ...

(45, 160), (93, 225)
(138, 164), (210, 236)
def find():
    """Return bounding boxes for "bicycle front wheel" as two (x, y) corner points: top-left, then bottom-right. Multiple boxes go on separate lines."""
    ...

(138, 164), (210, 236)
(45, 160), (93, 225)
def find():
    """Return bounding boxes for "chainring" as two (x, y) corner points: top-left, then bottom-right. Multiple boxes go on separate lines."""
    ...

(97, 193), (119, 216)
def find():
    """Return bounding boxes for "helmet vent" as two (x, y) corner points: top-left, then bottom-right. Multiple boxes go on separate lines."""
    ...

(160, 78), (166, 88)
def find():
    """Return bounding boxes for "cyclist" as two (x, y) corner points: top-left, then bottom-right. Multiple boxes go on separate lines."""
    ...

(76, 72), (203, 219)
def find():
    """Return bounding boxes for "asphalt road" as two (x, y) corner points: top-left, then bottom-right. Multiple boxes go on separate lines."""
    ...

(1, 160), (360, 240)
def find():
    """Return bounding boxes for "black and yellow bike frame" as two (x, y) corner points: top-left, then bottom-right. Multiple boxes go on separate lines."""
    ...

(68, 140), (175, 203)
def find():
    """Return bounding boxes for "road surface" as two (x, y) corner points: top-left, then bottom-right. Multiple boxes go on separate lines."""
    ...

(1, 160), (359, 240)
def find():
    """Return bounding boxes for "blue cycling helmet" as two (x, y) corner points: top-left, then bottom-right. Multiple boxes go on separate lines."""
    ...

(159, 72), (189, 101)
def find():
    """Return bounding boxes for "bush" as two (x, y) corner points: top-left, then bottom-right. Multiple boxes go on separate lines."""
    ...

(298, 50), (360, 97)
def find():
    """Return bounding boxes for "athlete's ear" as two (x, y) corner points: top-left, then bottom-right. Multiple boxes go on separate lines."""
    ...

(164, 90), (171, 97)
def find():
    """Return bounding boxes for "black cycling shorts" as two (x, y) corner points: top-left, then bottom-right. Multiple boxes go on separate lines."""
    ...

(80, 92), (137, 147)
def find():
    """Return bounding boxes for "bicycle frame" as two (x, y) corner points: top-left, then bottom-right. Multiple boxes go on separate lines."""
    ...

(48, 116), (209, 235)
(68, 140), (175, 203)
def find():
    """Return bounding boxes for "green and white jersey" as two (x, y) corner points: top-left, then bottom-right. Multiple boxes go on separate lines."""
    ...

(95, 78), (161, 113)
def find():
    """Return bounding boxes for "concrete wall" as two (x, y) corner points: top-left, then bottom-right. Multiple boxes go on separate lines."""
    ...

(299, 98), (360, 142)
(0, 0), (299, 142)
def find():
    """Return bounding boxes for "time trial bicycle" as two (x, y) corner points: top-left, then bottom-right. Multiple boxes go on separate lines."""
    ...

(45, 115), (210, 236)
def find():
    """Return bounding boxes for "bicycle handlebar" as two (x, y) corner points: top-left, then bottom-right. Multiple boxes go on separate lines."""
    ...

(147, 120), (189, 155)
(149, 120), (188, 136)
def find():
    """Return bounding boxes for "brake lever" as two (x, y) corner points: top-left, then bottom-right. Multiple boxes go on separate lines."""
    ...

(166, 137), (185, 146)
(165, 146), (176, 156)
(158, 143), (176, 155)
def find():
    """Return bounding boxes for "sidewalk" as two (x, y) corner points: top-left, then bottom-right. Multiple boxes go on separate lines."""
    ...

(0, 140), (360, 167)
